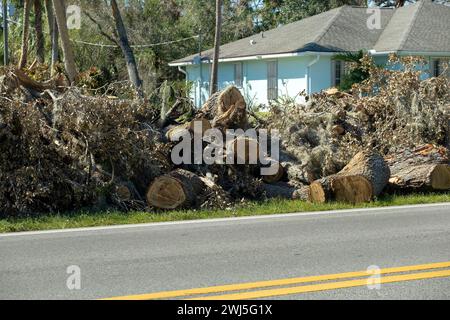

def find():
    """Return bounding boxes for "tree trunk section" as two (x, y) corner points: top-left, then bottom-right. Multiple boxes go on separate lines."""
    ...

(165, 118), (211, 141)
(18, 0), (32, 69)
(147, 169), (206, 209)
(201, 86), (248, 131)
(110, 0), (143, 98)
(2, 0), (9, 65)
(53, 0), (78, 83)
(45, 0), (59, 73)
(263, 182), (297, 199)
(261, 157), (284, 184)
(34, 0), (45, 64)
(309, 150), (390, 204)
(226, 136), (260, 165)
(386, 145), (450, 192)
(309, 175), (373, 204)
(389, 164), (450, 191)
(337, 150), (390, 197)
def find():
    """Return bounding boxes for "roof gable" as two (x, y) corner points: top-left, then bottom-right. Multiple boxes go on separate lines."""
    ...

(170, 2), (450, 66)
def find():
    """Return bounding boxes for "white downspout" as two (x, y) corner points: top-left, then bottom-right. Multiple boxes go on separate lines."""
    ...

(178, 66), (195, 105)
(178, 66), (187, 77)
(306, 55), (320, 96)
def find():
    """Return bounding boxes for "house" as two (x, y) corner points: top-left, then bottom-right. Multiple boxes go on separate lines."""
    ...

(169, 1), (450, 108)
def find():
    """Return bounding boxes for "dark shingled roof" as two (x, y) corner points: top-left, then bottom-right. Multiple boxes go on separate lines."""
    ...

(374, 1), (450, 53)
(170, 1), (450, 66)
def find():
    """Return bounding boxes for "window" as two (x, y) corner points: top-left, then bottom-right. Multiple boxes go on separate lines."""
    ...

(432, 58), (450, 78)
(234, 62), (243, 87)
(267, 61), (278, 101)
(332, 60), (346, 87)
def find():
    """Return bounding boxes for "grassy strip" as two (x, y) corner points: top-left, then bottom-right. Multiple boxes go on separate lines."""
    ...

(0, 193), (449, 234)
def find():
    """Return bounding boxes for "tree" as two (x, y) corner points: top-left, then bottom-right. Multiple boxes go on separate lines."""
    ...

(333, 51), (369, 91)
(53, 0), (78, 83)
(18, 0), (32, 69)
(255, 0), (367, 29)
(371, 0), (414, 7)
(45, 0), (59, 74)
(34, 0), (45, 63)
(110, 0), (143, 97)
(210, 0), (223, 95)
(2, 0), (8, 65)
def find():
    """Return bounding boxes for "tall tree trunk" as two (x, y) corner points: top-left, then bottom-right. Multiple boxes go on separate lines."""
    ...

(50, 15), (59, 74)
(396, 0), (406, 8)
(210, 0), (222, 95)
(110, 0), (143, 98)
(45, 0), (59, 74)
(2, 0), (8, 65)
(18, 0), (32, 69)
(34, 0), (45, 64)
(52, 0), (77, 83)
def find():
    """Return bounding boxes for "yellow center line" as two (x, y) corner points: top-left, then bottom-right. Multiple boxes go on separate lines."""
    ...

(102, 261), (450, 300)
(193, 269), (450, 300)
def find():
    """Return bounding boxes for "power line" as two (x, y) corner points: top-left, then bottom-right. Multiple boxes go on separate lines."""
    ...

(74, 35), (201, 49)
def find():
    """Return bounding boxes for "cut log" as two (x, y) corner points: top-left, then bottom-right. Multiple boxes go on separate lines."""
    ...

(278, 151), (315, 185)
(165, 118), (212, 141)
(146, 169), (206, 209)
(293, 185), (311, 201)
(336, 150), (390, 197)
(113, 184), (132, 202)
(309, 150), (390, 204)
(226, 136), (260, 165)
(385, 145), (450, 192)
(260, 157), (285, 184)
(189, 117), (212, 137)
(200, 86), (248, 130)
(263, 182), (297, 199)
(389, 164), (450, 191)
(309, 175), (373, 204)
(212, 103), (248, 132)
(165, 122), (190, 141)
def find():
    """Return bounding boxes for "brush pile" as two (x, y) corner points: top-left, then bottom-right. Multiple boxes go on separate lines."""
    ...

(0, 54), (449, 217)
(268, 55), (450, 202)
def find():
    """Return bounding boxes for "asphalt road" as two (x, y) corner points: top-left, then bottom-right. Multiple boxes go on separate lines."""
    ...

(0, 203), (449, 300)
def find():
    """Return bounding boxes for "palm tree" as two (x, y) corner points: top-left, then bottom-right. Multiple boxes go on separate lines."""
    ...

(52, 0), (78, 83)
(210, 0), (222, 95)
(18, 0), (32, 69)
(333, 50), (369, 91)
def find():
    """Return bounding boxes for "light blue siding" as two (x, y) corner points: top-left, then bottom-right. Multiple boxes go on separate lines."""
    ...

(278, 57), (308, 100)
(184, 53), (446, 108)
(186, 55), (333, 108)
(310, 56), (333, 94)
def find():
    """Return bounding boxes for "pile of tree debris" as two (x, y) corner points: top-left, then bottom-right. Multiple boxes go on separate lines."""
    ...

(0, 55), (449, 217)
(268, 55), (450, 202)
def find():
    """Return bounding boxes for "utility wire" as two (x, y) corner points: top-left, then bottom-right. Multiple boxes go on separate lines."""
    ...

(74, 35), (201, 49)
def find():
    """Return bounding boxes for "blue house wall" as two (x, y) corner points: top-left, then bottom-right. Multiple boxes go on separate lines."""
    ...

(185, 54), (442, 108)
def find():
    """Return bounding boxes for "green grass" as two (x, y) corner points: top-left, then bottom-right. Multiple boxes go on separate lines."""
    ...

(0, 193), (449, 234)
